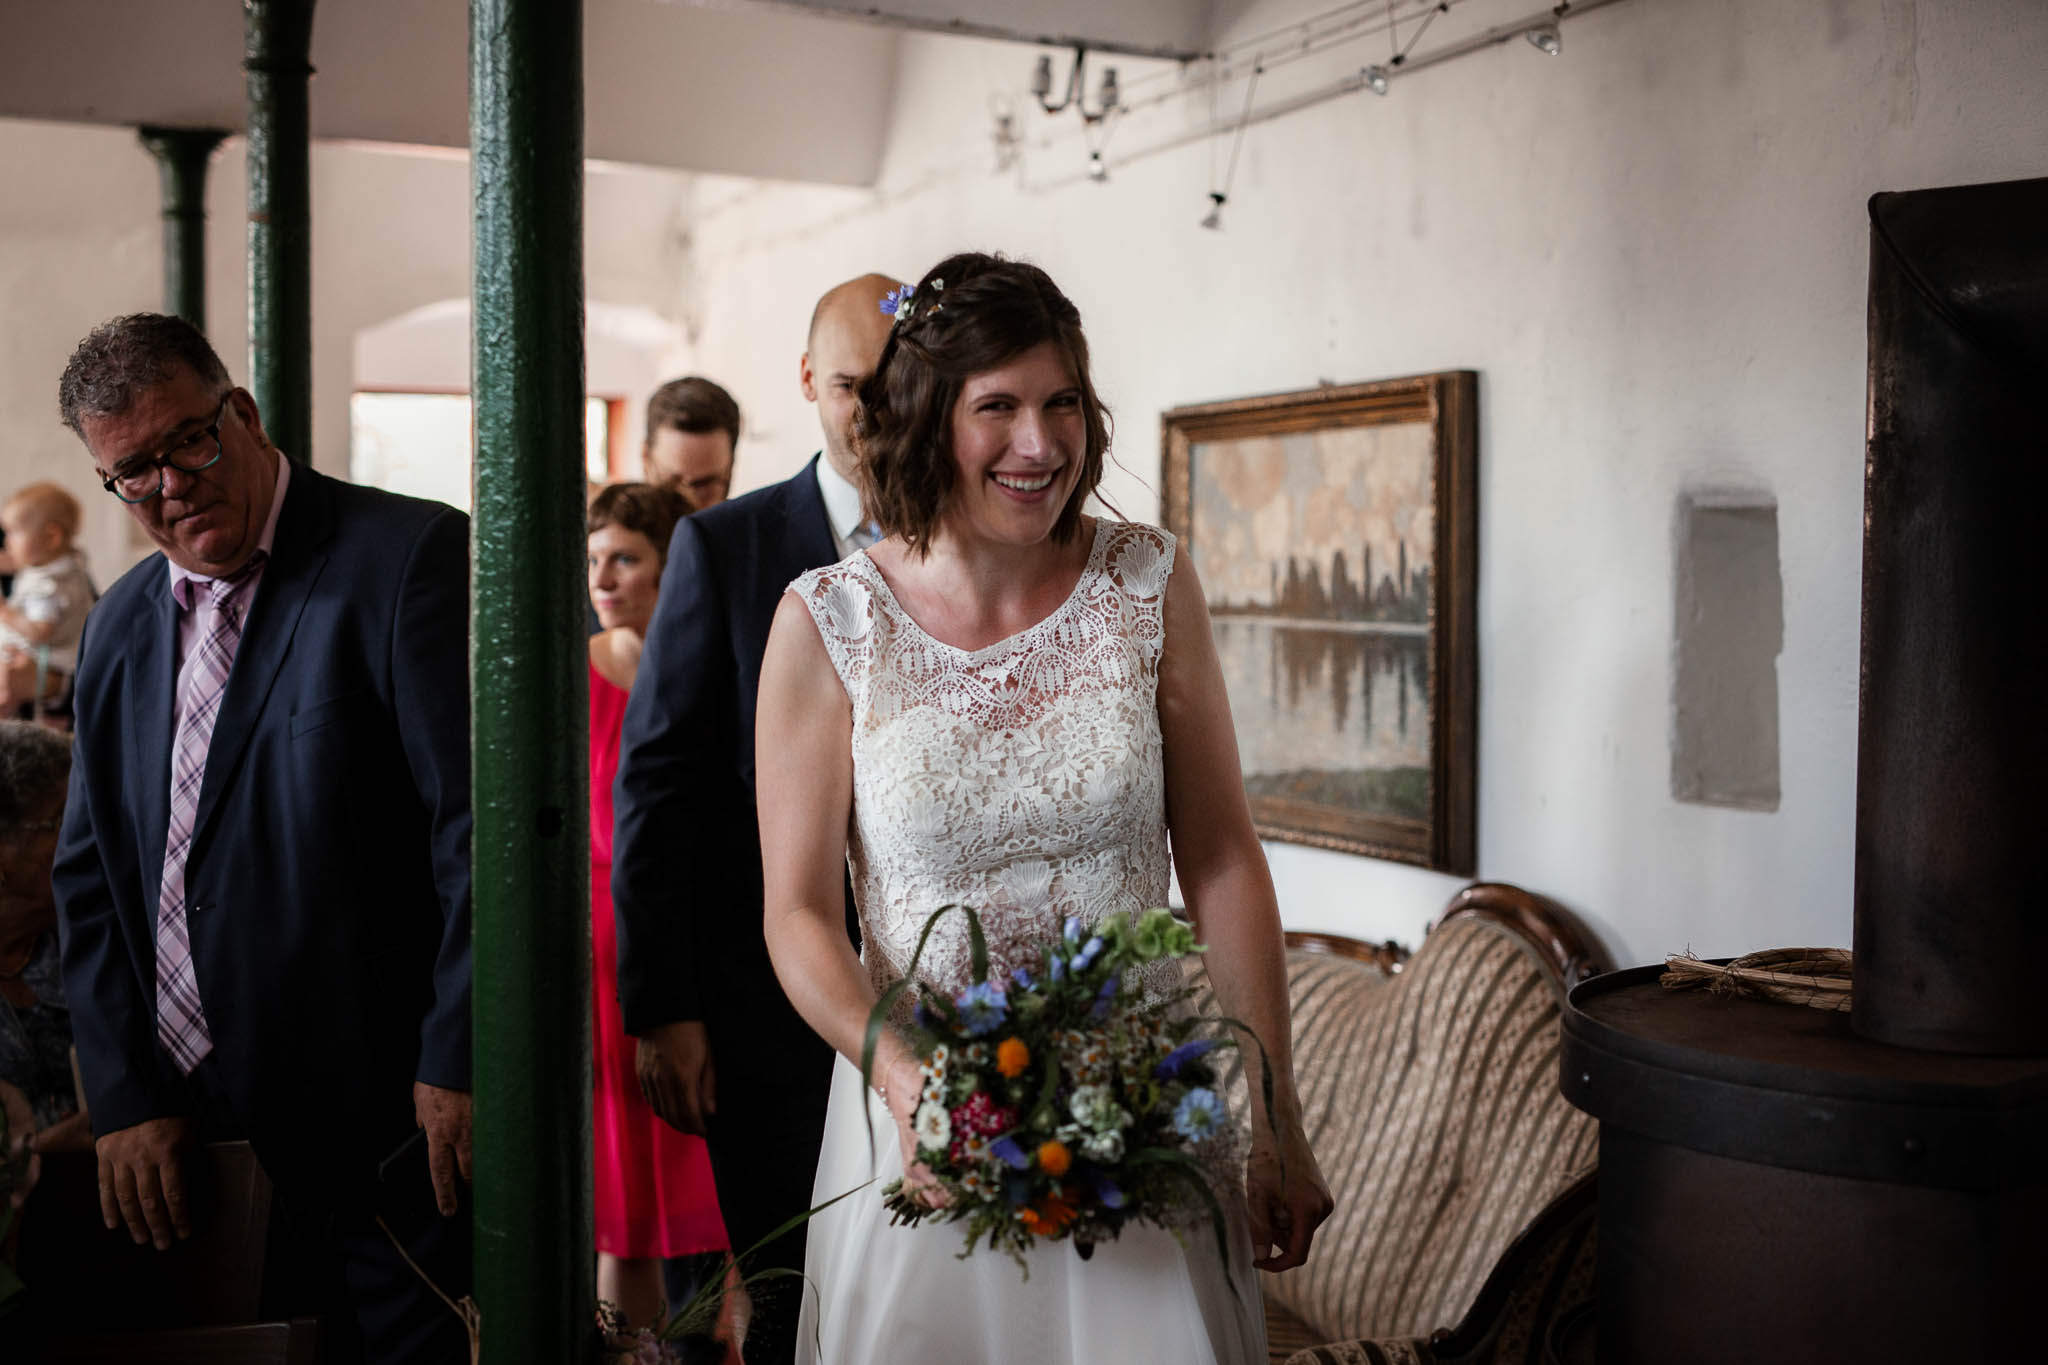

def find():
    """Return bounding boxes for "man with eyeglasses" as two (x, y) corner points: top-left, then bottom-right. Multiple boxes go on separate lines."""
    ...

(641, 376), (740, 512)
(50, 313), (474, 1363)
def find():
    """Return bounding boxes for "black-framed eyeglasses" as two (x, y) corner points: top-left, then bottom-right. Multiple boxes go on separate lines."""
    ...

(99, 396), (230, 504)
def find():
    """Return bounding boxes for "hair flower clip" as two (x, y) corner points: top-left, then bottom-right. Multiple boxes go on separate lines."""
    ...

(881, 278), (944, 329)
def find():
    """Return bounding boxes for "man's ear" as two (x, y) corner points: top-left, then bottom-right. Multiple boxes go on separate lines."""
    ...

(798, 351), (818, 403)
(229, 387), (272, 451)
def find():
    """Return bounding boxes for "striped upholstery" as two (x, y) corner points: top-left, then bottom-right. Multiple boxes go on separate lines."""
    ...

(1192, 915), (1597, 1350)
(1288, 1342), (1435, 1365)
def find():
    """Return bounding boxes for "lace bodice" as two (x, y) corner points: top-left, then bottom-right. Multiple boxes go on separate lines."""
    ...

(790, 519), (1180, 1008)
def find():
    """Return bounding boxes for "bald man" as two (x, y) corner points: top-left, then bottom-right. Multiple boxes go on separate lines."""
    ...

(611, 273), (899, 1364)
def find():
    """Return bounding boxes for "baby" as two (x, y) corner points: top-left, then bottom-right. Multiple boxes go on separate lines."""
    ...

(1, 482), (95, 709)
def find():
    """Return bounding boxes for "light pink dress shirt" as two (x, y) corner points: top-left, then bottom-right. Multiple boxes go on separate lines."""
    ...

(166, 452), (291, 731)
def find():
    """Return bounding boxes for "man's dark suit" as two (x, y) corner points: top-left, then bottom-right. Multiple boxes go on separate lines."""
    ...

(54, 464), (473, 1360)
(612, 457), (847, 1364)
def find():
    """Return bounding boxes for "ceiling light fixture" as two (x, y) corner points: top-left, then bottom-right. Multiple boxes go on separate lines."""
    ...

(1033, 45), (1120, 124)
(1363, 64), (1391, 95)
(1526, 22), (1562, 54)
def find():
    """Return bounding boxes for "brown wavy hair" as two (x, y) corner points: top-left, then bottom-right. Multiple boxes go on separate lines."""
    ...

(587, 482), (689, 563)
(855, 253), (1111, 556)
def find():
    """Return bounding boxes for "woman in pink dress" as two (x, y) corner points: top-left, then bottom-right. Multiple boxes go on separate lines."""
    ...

(588, 483), (729, 1330)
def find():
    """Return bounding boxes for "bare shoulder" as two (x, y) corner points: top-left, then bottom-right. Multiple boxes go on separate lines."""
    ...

(763, 590), (837, 692)
(1161, 547), (1215, 646)
(760, 590), (853, 739)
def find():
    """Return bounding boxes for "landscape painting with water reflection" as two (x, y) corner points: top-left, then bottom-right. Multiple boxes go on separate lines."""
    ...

(1163, 374), (1476, 872)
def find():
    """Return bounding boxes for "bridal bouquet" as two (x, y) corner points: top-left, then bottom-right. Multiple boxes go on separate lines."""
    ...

(863, 905), (1258, 1274)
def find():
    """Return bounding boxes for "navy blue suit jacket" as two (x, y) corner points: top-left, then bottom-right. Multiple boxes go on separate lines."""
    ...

(612, 458), (843, 1064)
(54, 465), (472, 1210)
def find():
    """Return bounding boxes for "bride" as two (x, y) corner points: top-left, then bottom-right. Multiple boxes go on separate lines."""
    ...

(756, 253), (1331, 1363)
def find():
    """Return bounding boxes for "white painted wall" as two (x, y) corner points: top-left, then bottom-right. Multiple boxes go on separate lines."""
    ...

(673, 0), (2048, 967)
(0, 118), (695, 581)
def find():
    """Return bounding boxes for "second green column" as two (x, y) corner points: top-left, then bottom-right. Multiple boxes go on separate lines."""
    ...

(469, 0), (594, 1361)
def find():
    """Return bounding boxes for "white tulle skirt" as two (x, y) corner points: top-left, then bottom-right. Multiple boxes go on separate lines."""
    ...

(795, 1055), (1267, 1364)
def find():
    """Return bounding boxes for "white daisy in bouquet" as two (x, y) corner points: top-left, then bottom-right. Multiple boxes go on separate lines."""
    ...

(863, 905), (1266, 1275)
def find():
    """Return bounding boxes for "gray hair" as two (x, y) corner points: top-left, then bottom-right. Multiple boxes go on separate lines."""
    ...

(0, 722), (71, 832)
(58, 313), (233, 438)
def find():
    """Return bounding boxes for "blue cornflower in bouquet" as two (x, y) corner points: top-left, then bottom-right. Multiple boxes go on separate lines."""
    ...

(860, 902), (1270, 1278)
(1156, 1037), (1218, 1078)
(953, 981), (1008, 1037)
(1172, 1088), (1226, 1142)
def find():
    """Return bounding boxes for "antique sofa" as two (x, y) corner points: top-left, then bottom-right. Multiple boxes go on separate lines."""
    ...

(1190, 881), (1609, 1365)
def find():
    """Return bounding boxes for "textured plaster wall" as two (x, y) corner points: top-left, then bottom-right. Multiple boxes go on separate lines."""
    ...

(670, 0), (2048, 967)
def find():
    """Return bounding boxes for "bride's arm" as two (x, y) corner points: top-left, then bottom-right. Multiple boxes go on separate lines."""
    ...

(1156, 554), (1335, 1273)
(756, 594), (927, 1135)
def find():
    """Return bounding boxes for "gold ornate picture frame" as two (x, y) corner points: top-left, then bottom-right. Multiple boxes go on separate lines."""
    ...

(1162, 372), (1477, 873)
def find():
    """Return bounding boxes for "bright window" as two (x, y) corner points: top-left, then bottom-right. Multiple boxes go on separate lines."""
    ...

(350, 392), (611, 513)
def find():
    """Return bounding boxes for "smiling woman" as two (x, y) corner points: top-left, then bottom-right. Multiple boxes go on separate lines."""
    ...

(854, 253), (1112, 558)
(753, 254), (1332, 1365)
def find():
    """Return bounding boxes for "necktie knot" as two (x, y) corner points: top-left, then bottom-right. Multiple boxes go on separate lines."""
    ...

(181, 550), (268, 612)
(851, 520), (883, 552)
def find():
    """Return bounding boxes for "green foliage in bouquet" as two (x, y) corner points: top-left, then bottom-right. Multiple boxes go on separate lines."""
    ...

(860, 905), (1269, 1278)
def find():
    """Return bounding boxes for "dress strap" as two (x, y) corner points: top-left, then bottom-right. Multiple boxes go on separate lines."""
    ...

(787, 559), (885, 705)
(1094, 521), (1177, 673)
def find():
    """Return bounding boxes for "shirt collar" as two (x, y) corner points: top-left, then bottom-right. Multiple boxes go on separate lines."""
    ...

(812, 452), (869, 543)
(168, 450), (291, 606)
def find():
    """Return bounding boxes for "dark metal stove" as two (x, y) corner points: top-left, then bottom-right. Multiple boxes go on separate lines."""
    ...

(1563, 177), (2048, 1365)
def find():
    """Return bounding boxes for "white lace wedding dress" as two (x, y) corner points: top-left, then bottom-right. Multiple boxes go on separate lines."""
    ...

(787, 518), (1266, 1365)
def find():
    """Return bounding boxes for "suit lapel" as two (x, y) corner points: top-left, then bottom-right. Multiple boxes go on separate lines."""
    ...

(781, 455), (840, 576)
(190, 466), (336, 849)
(125, 562), (178, 900)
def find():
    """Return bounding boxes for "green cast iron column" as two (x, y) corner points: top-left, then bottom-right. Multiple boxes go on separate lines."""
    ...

(243, 0), (315, 463)
(137, 127), (228, 331)
(470, 0), (592, 1360)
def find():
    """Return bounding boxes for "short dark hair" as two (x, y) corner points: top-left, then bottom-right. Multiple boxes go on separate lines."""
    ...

(644, 377), (741, 450)
(588, 482), (690, 563)
(855, 253), (1110, 556)
(58, 313), (233, 438)
(0, 720), (70, 831)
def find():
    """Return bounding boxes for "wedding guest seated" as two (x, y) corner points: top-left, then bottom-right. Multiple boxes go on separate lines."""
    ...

(1, 484), (95, 721)
(0, 722), (91, 1159)
(586, 483), (734, 1341)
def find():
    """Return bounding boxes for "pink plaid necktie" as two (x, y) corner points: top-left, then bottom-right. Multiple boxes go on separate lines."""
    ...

(156, 554), (265, 1073)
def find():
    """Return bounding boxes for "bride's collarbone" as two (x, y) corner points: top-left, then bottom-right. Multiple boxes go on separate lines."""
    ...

(874, 541), (1094, 652)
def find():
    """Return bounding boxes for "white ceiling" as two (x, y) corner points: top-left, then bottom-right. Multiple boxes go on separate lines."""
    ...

(711, 0), (1215, 61)
(0, 0), (901, 185)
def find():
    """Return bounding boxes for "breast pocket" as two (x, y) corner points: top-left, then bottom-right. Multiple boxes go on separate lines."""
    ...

(289, 691), (374, 739)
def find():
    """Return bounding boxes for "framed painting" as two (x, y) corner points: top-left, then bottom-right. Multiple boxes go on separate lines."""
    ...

(1161, 372), (1476, 873)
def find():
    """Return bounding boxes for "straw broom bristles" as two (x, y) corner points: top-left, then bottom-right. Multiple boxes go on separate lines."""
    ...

(1661, 948), (1854, 1012)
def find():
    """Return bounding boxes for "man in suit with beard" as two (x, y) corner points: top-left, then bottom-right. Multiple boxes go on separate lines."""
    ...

(611, 273), (899, 1364)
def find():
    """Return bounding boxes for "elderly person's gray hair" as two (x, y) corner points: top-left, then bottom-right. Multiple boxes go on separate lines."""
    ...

(0, 722), (71, 833)
(58, 312), (233, 438)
